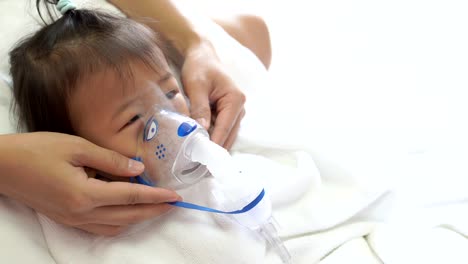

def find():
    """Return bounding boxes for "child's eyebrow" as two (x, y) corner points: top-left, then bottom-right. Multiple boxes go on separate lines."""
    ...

(112, 72), (173, 122)
(112, 95), (141, 122)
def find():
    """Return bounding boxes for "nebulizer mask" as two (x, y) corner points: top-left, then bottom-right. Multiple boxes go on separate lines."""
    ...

(132, 102), (291, 263)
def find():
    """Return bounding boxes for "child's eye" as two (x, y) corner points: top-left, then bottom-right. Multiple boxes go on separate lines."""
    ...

(165, 89), (179, 99)
(126, 115), (141, 126)
(119, 115), (142, 132)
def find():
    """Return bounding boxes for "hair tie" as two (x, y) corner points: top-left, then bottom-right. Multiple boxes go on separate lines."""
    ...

(56, 0), (77, 15)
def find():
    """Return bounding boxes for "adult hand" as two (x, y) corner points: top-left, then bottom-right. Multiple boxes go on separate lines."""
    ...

(0, 132), (180, 236)
(107, 0), (247, 149)
(181, 40), (246, 150)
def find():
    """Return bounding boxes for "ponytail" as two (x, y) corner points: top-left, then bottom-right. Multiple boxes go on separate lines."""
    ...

(36, 0), (77, 24)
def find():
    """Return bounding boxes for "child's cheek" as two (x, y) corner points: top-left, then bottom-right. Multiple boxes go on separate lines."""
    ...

(172, 94), (190, 116)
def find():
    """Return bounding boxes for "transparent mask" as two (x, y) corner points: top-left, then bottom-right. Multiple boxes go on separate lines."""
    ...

(133, 106), (209, 189)
(132, 105), (291, 264)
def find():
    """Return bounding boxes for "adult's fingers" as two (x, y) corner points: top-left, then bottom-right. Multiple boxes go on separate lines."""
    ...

(210, 94), (245, 146)
(73, 139), (144, 177)
(184, 82), (212, 130)
(223, 109), (245, 150)
(87, 179), (180, 207)
(87, 203), (175, 226)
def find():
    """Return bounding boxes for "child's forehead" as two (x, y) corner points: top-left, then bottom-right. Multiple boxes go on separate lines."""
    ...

(69, 64), (165, 124)
(75, 66), (176, 119)
(80, 61), (167, 94)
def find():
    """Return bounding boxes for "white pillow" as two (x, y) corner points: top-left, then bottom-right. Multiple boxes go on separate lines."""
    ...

(0, 75), (14, 134)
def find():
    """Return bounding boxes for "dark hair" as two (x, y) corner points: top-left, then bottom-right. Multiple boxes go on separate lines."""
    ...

(10, 0), (167, 133)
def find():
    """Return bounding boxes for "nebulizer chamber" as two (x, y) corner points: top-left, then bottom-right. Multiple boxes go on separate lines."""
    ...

(134, 106), (291, 264)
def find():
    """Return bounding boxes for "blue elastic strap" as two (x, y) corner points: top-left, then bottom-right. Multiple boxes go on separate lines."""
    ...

(130, 156), (265, 215)
(133, 175), (153, 186)
(168, 189), (265, 214)
(130, 157), (155, 186)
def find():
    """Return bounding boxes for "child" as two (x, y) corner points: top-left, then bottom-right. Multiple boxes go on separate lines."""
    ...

(8, 6), (300, 263)
(3, 1), (274, 238)
(10, 1), (269, 170)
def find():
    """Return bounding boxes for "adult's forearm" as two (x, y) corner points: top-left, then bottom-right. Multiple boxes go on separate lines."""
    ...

(0, 134), (21, 196)
(0, 134), (7, 195)
(109, 0), (205, 56)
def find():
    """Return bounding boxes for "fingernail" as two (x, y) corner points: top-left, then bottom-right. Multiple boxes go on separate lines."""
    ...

(196, 118), (208, 129)
(128, 159), (144, 173)
(169, 195), (183, 202)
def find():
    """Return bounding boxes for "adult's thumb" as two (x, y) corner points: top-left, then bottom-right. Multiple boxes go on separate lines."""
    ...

(76, 140), (144, 177)
(186, 88), (212, 130)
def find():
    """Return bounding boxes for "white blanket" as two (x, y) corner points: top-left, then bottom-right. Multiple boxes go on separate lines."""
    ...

(1, 0), (468, 263)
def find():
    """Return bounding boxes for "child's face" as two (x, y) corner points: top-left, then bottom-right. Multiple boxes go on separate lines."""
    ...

(68, 60), (189, 158)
